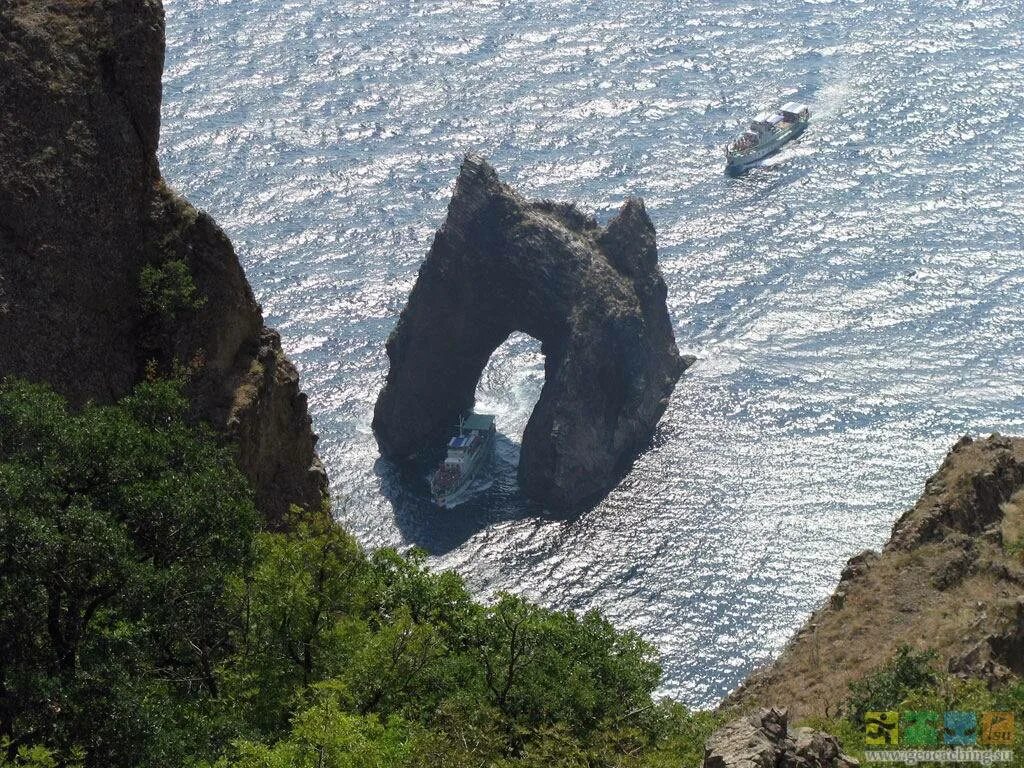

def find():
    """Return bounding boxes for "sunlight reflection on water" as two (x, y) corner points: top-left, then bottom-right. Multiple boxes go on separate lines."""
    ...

(160, 0), (1024, 706)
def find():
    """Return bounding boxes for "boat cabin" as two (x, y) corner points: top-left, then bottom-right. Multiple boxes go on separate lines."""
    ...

(779, 101), (809, 120)
(462, 414), (496, 433)
(443, 413), (495, 459)
(446, 433), (477, 459)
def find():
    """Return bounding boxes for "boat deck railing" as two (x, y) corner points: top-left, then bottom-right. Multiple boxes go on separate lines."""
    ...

(726, 122), (804, 158)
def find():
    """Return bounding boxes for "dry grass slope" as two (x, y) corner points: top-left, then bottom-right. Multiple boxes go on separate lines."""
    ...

(729, 435), (1024, 719)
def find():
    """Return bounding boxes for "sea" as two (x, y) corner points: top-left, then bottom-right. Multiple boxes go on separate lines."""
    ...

(159, 0), (1024, 707)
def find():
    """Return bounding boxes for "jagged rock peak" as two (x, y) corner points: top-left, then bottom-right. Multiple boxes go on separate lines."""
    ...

(449, 155), (604, 233)
(373, 155), (689, 509)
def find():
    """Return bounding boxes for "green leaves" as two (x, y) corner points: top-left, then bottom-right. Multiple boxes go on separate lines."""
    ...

(846, 646), (939, 723)
(471, 594), (662, 735)
(0, 378), (709, 768)
(221, 521), (679, 767)
(0, 741), (83, 768)
(0, 378), (257, 766)
(213, 693), (416, 768)
(139, 259), (205, 324)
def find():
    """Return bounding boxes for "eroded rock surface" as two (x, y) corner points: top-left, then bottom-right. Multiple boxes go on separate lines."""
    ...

(704, 709), (858, 768)
(0, 0), (325, 524)
(373, 156), (688, 508)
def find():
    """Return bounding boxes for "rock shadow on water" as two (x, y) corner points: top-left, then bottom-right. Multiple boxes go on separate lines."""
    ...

(374, 431), (581, 556)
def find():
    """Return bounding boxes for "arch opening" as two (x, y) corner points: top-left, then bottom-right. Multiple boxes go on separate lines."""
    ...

(473, 331), (544, 446)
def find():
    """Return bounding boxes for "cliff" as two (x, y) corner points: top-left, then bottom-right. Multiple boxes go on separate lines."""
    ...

(0, 0), (325, 524)
(730, 434), (1024, 718)
(373, 156), (689, 509)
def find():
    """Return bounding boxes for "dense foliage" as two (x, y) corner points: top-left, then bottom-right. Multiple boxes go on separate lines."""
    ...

(0, 379), (258, 767)
(803, 646), (1024, 768)
(845, 646), (939, 724)
(139, 260), (205, 324)
(0, 380), (718, 768)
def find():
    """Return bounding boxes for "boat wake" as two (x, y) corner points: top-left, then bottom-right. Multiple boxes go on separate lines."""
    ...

(757, 144), (816, 168)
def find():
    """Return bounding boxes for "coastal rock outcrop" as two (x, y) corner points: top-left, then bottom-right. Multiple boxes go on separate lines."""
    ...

(372, 156), (688, 509)
(703, 708), (858, 768)
(0, 0), (325, 524)
(730, 434), (1024, 717)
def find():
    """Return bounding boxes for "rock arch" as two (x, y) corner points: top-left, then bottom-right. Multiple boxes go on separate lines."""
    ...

(372, 156), (689, 509)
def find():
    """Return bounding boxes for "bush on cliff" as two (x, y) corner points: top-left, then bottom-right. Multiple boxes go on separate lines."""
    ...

(846, 646), (939, 724)
(0, 379), (714, 768)
(139, 259), (205, 324)
(802, 647), (1024, 768)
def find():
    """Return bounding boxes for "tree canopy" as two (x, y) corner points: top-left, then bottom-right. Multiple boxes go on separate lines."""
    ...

(0, 379), (717, 768)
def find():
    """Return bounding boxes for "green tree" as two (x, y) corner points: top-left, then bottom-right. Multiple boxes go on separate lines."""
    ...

(473, 593), (662, 736)
(221, 514), (373, 737)
(139, 259), (205, 323)
(0, 379), (257, 766)
(210, 691), (416, 768)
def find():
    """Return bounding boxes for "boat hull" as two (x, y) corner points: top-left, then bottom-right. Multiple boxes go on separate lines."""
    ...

(725, 120), (807, 174)
(432, 430), (495, 508)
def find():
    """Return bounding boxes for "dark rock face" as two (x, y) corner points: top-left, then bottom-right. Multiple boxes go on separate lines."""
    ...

(703, 709), (858, 768)
(0, 0), (325, 524)
(373, 156), (688, 508)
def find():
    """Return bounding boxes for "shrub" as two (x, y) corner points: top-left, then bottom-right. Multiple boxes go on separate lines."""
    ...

(139, 258), (205, 322)
(846, 646), (939, 723)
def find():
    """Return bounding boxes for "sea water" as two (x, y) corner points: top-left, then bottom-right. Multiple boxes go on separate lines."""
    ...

(160, 0), (1024, 706)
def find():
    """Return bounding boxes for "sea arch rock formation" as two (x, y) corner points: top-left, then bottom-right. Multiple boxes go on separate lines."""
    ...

(372, 156), (690, 509)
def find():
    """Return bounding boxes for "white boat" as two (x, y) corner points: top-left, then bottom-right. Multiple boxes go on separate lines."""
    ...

(429, 413), (496, 508)
(725, 102), (810, 174)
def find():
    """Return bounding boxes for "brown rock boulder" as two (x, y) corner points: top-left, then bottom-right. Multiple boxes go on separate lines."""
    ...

(704, 709), (858, 768)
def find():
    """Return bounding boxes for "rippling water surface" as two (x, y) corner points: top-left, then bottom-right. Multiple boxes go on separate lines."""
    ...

(160, 0), (1024, 705)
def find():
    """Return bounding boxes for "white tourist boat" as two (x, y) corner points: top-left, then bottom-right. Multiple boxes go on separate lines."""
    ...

(429, 413), (496, 508)
(724, 102), (810, 174)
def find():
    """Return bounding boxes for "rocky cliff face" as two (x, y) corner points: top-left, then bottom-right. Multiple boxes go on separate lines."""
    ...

(373, 156), (689, 509)
(0, 0), (325, 525)
(704, 708), (858, 768)
(730, 434), (1024, 717)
